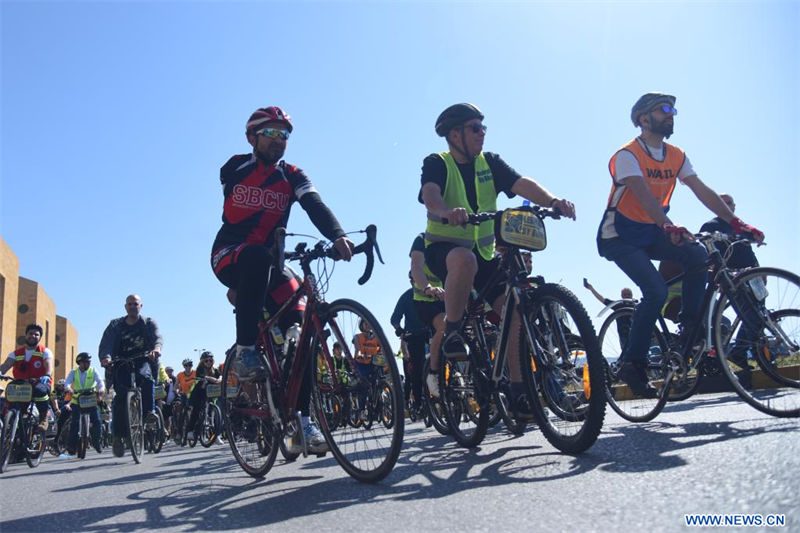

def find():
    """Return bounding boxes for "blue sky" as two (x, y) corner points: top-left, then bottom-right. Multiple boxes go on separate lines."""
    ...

(2, 0), (798, 371)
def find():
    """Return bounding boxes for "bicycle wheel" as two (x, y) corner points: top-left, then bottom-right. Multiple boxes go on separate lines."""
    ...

(520, 284), (606, 454)
(598, 307), (670, 422)
(310, 298), (404, 483)
(221, 348), (279, 478)
(25, 423), (45, 468)
(0, 411), (19, 473)
(77, 415), (87, 459)
(151, 407), (165, 453)
(713, 267), (800, 417)
(57, 418), (71, 455)
(422, 359), (450, 436)
(126, 391), (144, 464)
(200, 403), (222, 448)
(441, 357), (489, 448)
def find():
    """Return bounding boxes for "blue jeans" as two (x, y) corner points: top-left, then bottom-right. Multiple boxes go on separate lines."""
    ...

(110, 359), (155, 438)
(599, 234), (708, 364)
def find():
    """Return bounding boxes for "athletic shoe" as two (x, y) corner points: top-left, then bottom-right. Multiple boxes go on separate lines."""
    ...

(304, 422), (328, 454)
(442, 331), (468, 359)
(426, 372), (440, 398)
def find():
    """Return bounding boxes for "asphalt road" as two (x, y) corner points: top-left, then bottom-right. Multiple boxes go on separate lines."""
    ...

(1, 392), (797, 533)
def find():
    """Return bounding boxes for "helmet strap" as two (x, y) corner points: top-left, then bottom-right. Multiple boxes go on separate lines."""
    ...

(449, 126), (477, 162)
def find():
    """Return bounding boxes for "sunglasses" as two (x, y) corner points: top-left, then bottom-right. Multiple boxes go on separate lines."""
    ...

(256, 127), (291, 140)
(653, 104), (678, 115)
(463, 123), (487, 134)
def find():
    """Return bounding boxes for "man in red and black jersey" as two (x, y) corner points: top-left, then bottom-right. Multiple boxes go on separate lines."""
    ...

(211, 106), (352, 453)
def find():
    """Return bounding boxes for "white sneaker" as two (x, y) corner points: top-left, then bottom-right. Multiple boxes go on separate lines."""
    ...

(426, 372), (440, 398)
(303, 422), (329, 454)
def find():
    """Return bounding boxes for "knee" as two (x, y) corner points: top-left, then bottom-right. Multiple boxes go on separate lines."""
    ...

(643, 282), (668, 307)
(445, 247), (478, 276)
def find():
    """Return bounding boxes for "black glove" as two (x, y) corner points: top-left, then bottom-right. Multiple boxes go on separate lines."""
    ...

(394, 326), (404, 338)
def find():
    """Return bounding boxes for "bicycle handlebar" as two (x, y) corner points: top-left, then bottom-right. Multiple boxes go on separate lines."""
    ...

(439, 205), (564, 225)
(277, 224), (384, 286)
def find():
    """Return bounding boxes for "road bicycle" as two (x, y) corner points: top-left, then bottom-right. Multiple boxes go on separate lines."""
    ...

(222, 225), (404, 482)
(437, 206), (607, 453)
(0, 376), (47, 472)
(599, 232), (800, 421)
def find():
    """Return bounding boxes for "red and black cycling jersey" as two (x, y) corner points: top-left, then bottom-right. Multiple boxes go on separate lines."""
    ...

(212, 154), (345, 252)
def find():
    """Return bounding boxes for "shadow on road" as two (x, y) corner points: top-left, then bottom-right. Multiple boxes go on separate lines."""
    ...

(2, 396), (798, 532)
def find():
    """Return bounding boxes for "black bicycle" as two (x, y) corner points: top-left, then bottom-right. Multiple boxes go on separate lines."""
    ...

(438, 206), (607, 453)
(107, 353), (148, 463)
(599, 232), (800, 421)
(0, 377), (47, 472)
(72, 390), (100, 459)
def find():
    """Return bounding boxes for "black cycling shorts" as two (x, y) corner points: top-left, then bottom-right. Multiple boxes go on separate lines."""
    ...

(424, 242), (505, 303)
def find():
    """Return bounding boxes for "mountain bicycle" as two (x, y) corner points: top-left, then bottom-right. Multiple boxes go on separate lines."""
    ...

(437, 206), (607, 453)
(222, 225), (404, 482)
(599, 232), (799, 421)
(0, 377), (47, 472)
(199, 382), (223, 448)
(71, 390), (100, 459)
(107, 353), (148, 463)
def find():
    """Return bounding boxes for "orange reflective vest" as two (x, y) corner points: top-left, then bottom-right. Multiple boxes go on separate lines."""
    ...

(354, 333), (380, 364)
(605, 138), (686, 224)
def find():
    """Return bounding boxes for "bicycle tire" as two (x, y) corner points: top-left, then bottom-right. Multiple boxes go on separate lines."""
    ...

(125, 391), (144, 464)
(200, 403), (222, 448)
(221, 347), (279, 478)
(520, 283), (606, 454)
(278, 432), (301, 462)
(25, 425), (45, 468)
(152, 407), (165, 453)
(0, 410), (18, 473)
(441, 357), (489, 448)
(310, 298), (404, 483)
(77, 414), (88, 459)
(598, 306), (670, 422)
(713, 267), (800, 417)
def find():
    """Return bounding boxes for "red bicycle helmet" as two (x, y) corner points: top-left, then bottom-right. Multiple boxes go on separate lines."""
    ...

(246, 106), (293, 133)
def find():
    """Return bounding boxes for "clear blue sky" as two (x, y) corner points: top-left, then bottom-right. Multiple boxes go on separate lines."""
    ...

(2, 1), (798, 371)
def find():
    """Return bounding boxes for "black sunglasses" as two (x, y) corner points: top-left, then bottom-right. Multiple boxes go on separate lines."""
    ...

(463, 123), (487, 134)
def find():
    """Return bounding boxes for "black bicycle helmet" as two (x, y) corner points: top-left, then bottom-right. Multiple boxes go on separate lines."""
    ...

(435, 103), (484, 137)
(631, 92), (676, 126)
(200, 350), (214, 361)
(76, 352), (91, 364)
(182, 358), (193, 367)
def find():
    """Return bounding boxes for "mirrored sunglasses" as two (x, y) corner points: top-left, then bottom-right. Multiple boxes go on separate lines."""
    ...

(256, 127), (291, 140)
(654, 104), (678, 115)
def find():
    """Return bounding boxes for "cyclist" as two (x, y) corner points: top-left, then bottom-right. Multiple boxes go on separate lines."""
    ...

(52, 379), (71, 446)
(63, 352), (105, 456)
(98, 294), (163, 457)
(0, 324), (53, 432)
(419, 103), (576, 415)
(390, 275), (429, 416)
(408, 232), (447, 398)
(596, 92), (764, 397)
(185, 351), (221, 441)
(176, 358), (195, 397)
(210, 106), (353, 453)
